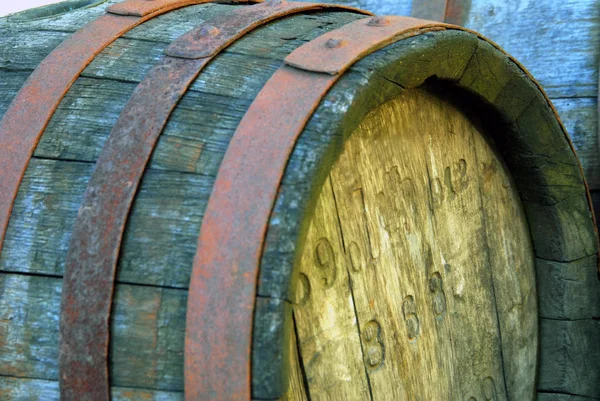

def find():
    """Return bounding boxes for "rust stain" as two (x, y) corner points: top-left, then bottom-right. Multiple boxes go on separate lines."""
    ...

(53, 3), (371, 401)
(187, 11), (600, 401)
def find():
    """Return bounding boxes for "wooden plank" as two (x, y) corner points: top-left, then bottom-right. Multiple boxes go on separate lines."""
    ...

(553, 97), (599, 190)
(1, 0), (118, 31)
(293, 177), (371, 400)
(538, 393), (599, 401)
(255, 28), (598, 399)
(0, 10), (366, 285)
(284, 320), (309, 401)
(0, 158), (209, 288)
(536, 255), (600, 320)
(0, 273), (187, 391)
(252, 297), (293, 399)
(292, 89), (538, 400)
(0, 8), (370, 397)
(473, 114), (538, 400)
(461, 0), (599, 98)
(0, 376), (184, 401)
(538, 319), (600, 399)
(328, 0), (600, 99)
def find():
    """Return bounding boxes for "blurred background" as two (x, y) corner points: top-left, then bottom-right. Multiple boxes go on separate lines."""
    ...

(0, 0), (62, 16)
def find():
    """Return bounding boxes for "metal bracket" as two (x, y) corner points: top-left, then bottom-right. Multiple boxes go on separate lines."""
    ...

(284, 16), (450, 75)
(57, 2), (371, 401)
(166, 0), (370, 59)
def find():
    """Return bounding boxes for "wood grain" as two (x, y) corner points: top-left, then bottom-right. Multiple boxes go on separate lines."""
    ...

(292, 177), (371, 400)
(0, 376), (184, 401)
(0, 274), (187, 391)
(0, 3), (597, 399)
(283, 323), (309, 401)
(0, 4), (369, 398)
(261, 29), (597, 399)
(291, 90), (538, 400)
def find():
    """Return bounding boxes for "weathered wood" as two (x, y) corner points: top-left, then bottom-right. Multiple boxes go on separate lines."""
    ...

(552, 97), (599, 190)
(538, 319), (600, 399)
(536, 255), (600, 320)
(0, 5), (368, 398)
(462, 0), (599, 99)
(291, 90), (538, 400)
(0, 376), (184, 401)
(0, 158), (209, 287)
(284, 322), (309, 401)
(0, 3), (598, 400)
(0, 9), (365, 284)
(328, 0), (600, 99)
(293, 177), (371, 400)
(0, 273), (187, 390)
(328, 0), (600, 194)
(260, 29), (597, 398)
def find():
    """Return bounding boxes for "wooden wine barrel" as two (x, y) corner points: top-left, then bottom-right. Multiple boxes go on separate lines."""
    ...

(0, 1), (598, 401)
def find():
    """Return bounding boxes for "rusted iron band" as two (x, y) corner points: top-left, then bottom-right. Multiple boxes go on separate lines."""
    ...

(57, 2), (369, 401)
(166, 0), (369, 58)
(410, 0), (470, 25)
(187, 12), (600, 400)
(285, 16), (455, 74)
(185, 14), (435, 401)
(0, 0), (238, 258)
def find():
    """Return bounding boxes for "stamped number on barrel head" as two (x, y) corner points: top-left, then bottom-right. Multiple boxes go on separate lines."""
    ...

(289, 90), (538, 401)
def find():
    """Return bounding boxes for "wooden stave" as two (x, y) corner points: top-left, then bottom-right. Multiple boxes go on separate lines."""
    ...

(256, 28), (599, 399)
(0, 2), (367, 399)
(0, 1), (598, 400)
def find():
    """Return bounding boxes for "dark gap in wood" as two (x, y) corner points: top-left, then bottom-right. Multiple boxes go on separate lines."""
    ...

(292, 311), (312, 401)
(0, 373), (53, 382)
(374, 71), (407, 90)
(549, 96), (598, 100)
(0, 372), (183, 395)
(255, 294), (292, 304)
(112, 279), (187, 292)
(0, 269), (61, 280)
(539, 316), (600, 322)
(30, 155), (95, 165)
(591, 190), (600, 234)
(457, 39), (479, 82)
(329, 174), (375, 401)
(0, 269), (189, 292)
(78, 72), (143, 87)
(468, 94), (512, 399)
(21, 28), (77, 35)
(536, 254), (599, 265)
(537, 390), (600, 400)
(115, 35), (175, 46)
(28, 154), (216, 178)
(0, 67), (35, 73)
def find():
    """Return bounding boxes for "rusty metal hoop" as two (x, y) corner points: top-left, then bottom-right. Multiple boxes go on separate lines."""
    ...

(57, 2), (371, 401)
(186, 12), (598, 400)
(0, 0), (259, 257)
